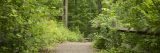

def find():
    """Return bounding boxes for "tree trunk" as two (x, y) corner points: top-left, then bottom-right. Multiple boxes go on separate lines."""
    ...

(96, 0), (102, 14)
(63, 0), (68, 27)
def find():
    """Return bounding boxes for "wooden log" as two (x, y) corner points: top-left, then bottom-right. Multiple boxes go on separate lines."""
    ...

(117, 29), (160, 35)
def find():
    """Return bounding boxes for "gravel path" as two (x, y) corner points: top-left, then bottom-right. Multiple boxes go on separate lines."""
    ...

(54, 42), (96, 53)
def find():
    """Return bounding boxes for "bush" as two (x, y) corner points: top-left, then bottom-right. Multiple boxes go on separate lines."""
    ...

(92, 0), (160, 53)
(0, 0), (82, 53)
(95, 32), (160, 53)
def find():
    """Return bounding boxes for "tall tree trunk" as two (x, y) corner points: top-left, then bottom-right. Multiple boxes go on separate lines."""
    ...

(96, 0), (102, 14)
(63, 0), (68, 27)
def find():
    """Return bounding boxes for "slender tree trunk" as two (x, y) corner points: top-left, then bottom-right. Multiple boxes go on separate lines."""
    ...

(96, 0), (102, 14)
(63, 0), (68, 27)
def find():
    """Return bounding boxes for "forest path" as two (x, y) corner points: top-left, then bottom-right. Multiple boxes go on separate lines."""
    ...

(54, 42), (96, 53)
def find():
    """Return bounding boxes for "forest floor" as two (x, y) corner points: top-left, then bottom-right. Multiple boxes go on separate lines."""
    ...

(53, 42), (96, 53)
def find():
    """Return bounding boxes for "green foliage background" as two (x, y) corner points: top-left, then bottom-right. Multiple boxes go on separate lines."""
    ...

(92, 0), (160, 53)
(0, 0), (160, 53)
(0, 0), (82, 53)
(68, 0), (99, 37)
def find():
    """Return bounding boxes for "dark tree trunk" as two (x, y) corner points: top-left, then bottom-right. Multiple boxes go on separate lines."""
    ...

(96, 0), (102, 14)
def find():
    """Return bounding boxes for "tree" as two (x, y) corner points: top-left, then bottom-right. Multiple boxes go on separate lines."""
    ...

(68, 0), (99, 37)
(63, 0), (68, 27)
(92, 0), (160, 53)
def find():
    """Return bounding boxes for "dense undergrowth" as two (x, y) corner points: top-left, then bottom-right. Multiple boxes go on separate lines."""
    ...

(91, 0), (160, 53)
(93, 30), (160, 53)
(0, 0), (82, 53)
(1, 0), (160, 53)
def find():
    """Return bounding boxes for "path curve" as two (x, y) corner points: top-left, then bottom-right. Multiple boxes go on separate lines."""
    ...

(54, 42), (96, 53)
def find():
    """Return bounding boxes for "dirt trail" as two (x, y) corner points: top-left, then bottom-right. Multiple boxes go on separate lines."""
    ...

(54, 42), (96, 53)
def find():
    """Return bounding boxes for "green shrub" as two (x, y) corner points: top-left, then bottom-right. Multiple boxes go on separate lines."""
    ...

(92, 0), (160, 53)
(94, 31), (160, 53)
(0, 0), (82, 53)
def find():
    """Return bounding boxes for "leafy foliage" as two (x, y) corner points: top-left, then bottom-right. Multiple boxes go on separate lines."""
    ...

(92, 0), (160, 53)
(0, 0), (82, 53)
(68, 0), (99, 37)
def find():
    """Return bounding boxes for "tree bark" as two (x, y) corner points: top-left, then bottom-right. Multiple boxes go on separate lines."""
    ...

(63, 0), (68, 27)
